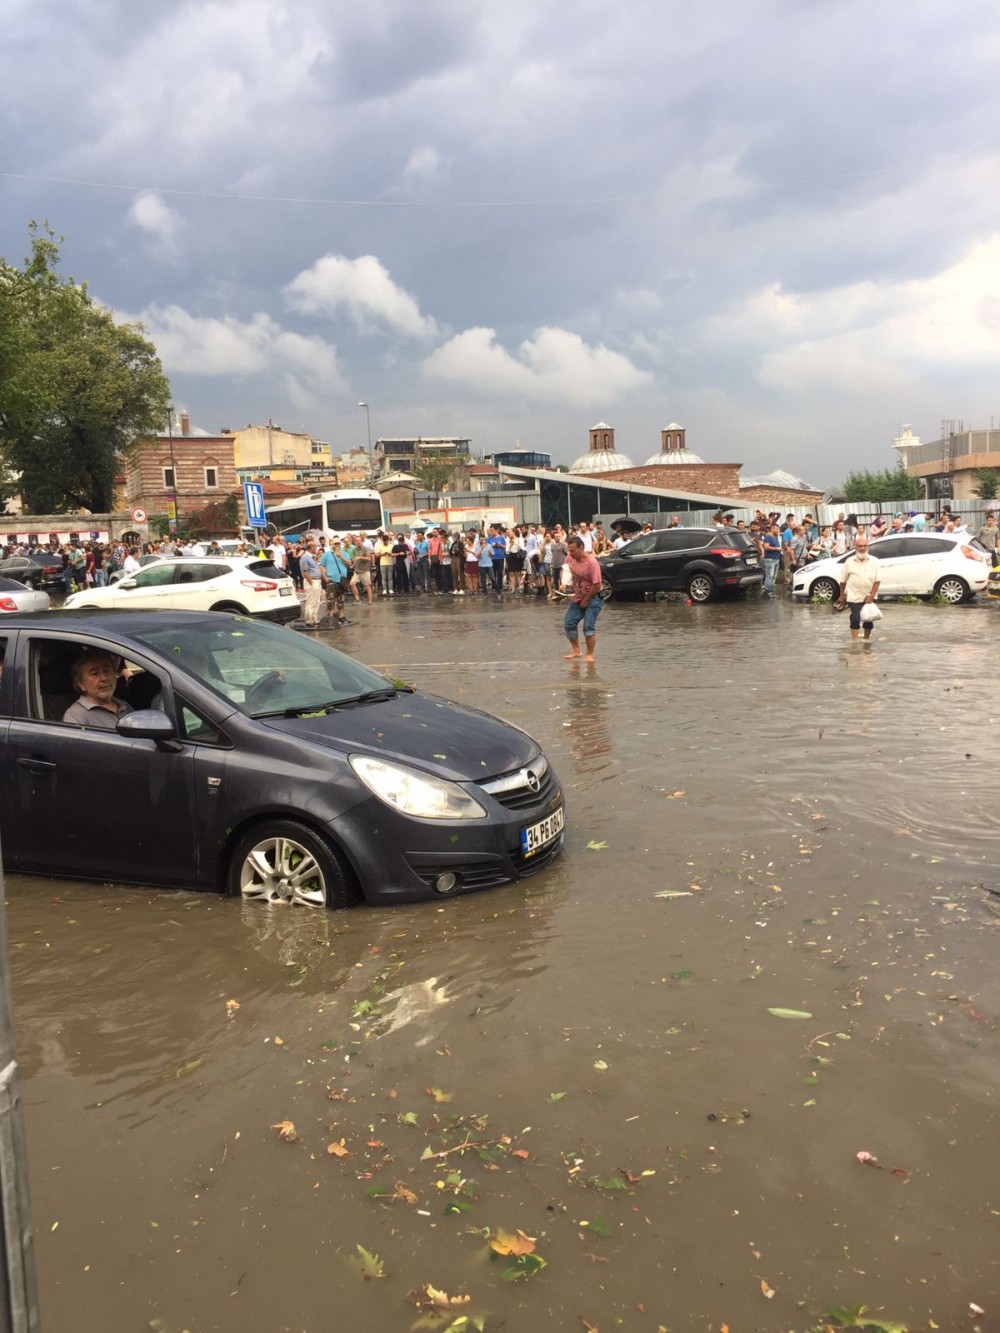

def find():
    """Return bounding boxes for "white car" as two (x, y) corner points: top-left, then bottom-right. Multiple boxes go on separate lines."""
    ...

(65, 557), (299, 622)
(792, 532), (992, 604)
(0, 575), (50, 614)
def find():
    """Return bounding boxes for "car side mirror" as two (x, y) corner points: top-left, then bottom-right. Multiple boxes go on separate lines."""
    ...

(117, 710), (176, 741)
(120, 578), (137, 589)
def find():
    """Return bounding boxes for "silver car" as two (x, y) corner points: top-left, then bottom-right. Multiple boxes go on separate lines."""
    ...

(0, 575), (50, 614)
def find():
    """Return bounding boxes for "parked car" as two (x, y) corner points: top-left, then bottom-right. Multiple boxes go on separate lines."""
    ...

(598, 527), (763, 602)
(0, 611), (565, 906)
(0, 554), (64, 589)
(791, 533), (992, 604)
(0, 575), (50, 614)
(65, 557), (299, 622)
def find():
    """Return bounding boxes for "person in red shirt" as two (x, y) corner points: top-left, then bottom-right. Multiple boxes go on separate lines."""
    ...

(562, 534), (604, 662)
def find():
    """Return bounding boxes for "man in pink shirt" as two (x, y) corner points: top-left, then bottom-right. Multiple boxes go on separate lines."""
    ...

(562, 534), (604, 662)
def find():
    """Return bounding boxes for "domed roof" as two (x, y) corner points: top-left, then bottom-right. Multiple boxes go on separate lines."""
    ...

(643, 448), (705, 466)
(569, 449), (635, 474)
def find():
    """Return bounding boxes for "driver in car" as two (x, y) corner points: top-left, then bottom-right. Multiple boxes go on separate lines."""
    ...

(63, 649), (135, 729)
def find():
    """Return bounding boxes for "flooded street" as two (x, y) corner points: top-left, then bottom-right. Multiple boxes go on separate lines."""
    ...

(8, 593), (1000, 1332)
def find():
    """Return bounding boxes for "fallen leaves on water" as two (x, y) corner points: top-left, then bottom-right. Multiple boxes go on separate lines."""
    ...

(593, 1059), (608, 1071)
(225, 999), (240, 1016)
(271, 1120), (301, 1143)
(548, 1091), (567, 1102)
(427, 1087), (453, 1103)
(582, 1214), (613, 1237)
(356, 1243), (386, 1280)
(760, 1278), (775, 1299)
(586, 840), (609, 851)
(654, 890), (693, 900)
(489, 1228), (536, 1257)
(175, 1059), (202, 1079)
(408, 1284), (472, 1314)
(767, 1007), (814, 1020)
(498, 1252), (547, 1281)
(856, 1150), (878, 1166)
(665, 790), (686, 799)
(327, 1140), (353, 1158)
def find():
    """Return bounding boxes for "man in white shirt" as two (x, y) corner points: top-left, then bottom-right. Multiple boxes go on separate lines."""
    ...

(122, 548), (141, 576)
(836, 536), (881, 641)
(577, 522), (594, 553)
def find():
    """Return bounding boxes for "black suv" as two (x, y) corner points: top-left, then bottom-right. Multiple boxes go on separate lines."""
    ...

(598, 528), (763, 602)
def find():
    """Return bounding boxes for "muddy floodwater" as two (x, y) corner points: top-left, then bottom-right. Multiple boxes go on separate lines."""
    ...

(8, 593), (1000, 1332)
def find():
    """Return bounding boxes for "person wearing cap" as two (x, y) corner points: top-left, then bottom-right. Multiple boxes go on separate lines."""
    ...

(320, 538), (353, 626)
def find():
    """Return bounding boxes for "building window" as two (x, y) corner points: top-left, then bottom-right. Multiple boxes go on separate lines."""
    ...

(163, 467), (176, 490)
(205, 467), (218, 488)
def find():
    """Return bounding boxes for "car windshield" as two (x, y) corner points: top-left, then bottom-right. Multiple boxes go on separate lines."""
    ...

(128, 618), (393, 717)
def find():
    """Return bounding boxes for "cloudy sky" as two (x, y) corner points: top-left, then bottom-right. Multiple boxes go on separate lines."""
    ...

(3, 0), (999, 485)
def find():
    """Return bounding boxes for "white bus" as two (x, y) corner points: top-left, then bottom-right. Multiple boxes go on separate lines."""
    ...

(264, 488), (384, 539)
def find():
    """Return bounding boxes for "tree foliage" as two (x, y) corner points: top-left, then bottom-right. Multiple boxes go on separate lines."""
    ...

(414, 453), (469, 493)
(842, 463), (922, 503)
(0, 223), (171, 513)
(973, 468), (998, 500)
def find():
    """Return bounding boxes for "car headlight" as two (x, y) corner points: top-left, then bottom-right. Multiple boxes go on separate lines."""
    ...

(349, 754), (487, 820)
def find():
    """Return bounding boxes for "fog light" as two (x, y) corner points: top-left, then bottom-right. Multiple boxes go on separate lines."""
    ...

(434, 871), (461, 894)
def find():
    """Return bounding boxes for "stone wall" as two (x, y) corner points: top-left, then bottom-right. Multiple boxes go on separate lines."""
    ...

(597, 463), (744, 497)
(126, 436), (238, 513)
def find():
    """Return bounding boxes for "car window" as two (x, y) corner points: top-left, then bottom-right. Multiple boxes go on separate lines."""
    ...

(175, 696), (227, 745)
(173, 563), (228, 585)
(130, 618), (390, 716)
(622, 534), (658, 555)
(901, 537), (951, 556)
(0, 576), (26, 592)
(130, 564), (176, 588)
(871, 538), (905, 559)
(246, 561), (287, 580)
(28, 639), (164, 725)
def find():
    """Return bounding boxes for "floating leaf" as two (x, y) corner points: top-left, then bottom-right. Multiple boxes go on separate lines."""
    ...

(586, 840), (609, 851)
(327, 1140), (352, 1157)
(409, 1283), (472, 1315)
(589, 1174), (628, 1191)
(428, 1087), (453, 1103)
(499, 1252), (547, 1281)
(175, 1058), (202, 1079)
(270, 1120), (301, 1143)
(489, 1228), (536, 1257)
(654, 891), (692, 899)
(356, 1244), (386, 1280)
(512, 1149), (530, 1161)
(548, 1092), (567, 1103)
(587, 1214), (613, 1237)
(760, 1278), (775, 1299)
(433, 753), (447, 760)
(593, 1059), (608, 1071)
(767, 1008), (813, 1020)
(399, 1111), (420, 1126)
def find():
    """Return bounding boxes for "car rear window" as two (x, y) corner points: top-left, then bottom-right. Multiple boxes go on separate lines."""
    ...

(246, 561), (288, 580)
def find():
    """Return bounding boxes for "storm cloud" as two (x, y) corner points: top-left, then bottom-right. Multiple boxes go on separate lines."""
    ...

(3, 0), (999, 482)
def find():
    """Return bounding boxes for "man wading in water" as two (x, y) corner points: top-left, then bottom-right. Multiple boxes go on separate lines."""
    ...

(562, 534), (603, 662)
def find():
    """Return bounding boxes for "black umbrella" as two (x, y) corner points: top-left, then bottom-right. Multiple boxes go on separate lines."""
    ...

(610, 517), (643, 536)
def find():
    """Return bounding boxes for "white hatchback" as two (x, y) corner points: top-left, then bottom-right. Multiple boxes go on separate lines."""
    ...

(65, 557), (300, 622)
(791, 532), (992, 604)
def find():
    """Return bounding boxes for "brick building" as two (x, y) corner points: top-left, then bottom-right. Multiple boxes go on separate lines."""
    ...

(126, 411), (238, 519)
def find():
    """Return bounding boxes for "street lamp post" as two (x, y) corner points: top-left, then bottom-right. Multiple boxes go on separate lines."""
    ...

(167, 407), (180, 535)
(358, 402), (373, 481)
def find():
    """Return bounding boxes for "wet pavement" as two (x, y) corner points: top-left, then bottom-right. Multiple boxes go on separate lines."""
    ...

(7, 590), (1000, 1332)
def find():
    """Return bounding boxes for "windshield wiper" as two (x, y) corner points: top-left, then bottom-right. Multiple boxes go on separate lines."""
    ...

(253, 688), (402, 719)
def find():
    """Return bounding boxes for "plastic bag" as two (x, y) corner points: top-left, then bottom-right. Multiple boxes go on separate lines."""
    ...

(859, 602), (882, 623)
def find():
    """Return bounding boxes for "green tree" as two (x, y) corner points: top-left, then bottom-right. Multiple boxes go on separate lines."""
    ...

(842, 463), (922, 503)
(0, 223), (171, 513)
(973, 468), (998, 500)
(414, 453), (469, 492)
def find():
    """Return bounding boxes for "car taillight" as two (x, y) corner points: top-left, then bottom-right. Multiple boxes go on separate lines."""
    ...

(961, 545), (989, 563)
(709, 548), (743, 559)
(240, 579), (278, 591)
(0, 597), (18, 611)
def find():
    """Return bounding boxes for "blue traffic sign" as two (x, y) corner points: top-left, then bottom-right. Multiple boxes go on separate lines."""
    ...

(243, 481), (266, 528)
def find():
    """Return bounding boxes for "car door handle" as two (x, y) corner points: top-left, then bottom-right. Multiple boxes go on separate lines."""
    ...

(17, 758), (56, 774)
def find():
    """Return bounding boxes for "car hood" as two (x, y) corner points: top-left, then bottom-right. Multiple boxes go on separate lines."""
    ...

(261, 690), (539, 781)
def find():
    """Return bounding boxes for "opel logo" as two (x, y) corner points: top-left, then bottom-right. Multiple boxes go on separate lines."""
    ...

(525, 768), (541, 793)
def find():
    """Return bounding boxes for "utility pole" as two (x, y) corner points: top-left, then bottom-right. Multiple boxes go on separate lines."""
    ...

(267, 418), (274, 470)
(357, 403), (373, 482)
(167, 407), (179, 535)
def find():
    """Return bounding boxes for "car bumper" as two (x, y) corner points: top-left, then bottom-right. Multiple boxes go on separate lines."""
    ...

(326, 771), (566, 905)
(253, 602), (302, 624)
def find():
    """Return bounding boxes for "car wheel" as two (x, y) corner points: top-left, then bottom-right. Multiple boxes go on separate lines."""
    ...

(810, 577), (839, 602)
(934, 575), (969, 604)
(229, 820), (356, 909)
(209, 601), (248, 614)
(600, 578), (614, 601)
(686, 573), (716, 603)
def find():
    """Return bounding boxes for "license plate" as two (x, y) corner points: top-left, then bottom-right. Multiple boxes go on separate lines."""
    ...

(745, 556), (759, 565)
(279, 585), (293, 596)
(520, 806), (565, 858)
